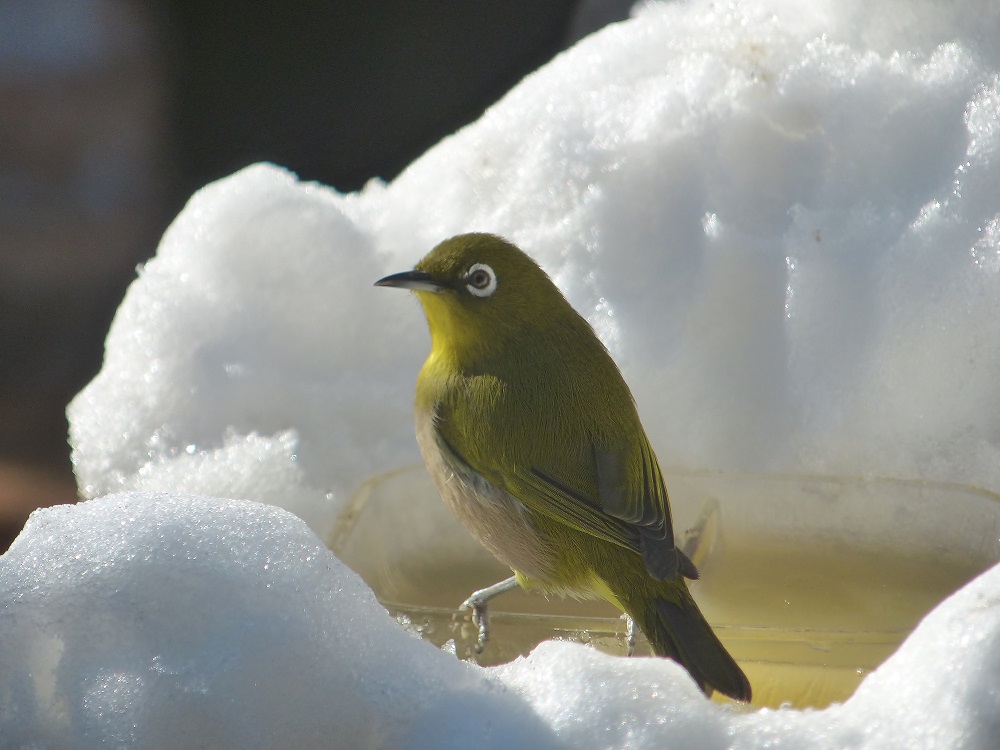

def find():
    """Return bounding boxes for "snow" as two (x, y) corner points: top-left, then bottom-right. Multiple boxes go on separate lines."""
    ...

(0, 493), (557, 749)
(6, 0), (1000, 746)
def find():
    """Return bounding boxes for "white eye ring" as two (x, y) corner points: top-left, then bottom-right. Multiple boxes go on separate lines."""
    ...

(464, 263), (497, 297)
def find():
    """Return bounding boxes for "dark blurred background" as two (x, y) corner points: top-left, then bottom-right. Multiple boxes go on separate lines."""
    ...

(0, 0), (633, 550)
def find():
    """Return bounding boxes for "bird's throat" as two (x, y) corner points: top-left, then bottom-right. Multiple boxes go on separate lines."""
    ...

(416, 291), (488, 369)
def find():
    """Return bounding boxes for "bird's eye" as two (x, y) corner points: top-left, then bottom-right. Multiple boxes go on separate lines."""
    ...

(464, 263), (497, 298)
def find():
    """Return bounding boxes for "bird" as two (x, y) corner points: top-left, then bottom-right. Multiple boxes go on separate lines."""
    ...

(375, 232), (751, 702)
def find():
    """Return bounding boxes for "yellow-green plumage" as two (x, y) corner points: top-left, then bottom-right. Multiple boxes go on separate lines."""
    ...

(377, 233), (751, 702)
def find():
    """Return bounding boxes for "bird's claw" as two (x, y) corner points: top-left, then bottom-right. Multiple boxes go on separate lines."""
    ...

(461, 594), (490, 653)
(458, 576), (518, 656)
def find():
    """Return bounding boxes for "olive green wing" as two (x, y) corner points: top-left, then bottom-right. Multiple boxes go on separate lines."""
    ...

(589, 436), (698, 581)
(440, 427), (696, 581)
(518, 463), (645, 554)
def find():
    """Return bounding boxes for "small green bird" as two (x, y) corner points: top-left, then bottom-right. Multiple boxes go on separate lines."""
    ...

(376, 233), (751, 702)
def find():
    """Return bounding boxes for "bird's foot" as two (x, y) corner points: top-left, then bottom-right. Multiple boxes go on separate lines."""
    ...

(460, 576), (519, 654)
(461, 595), (491, 654)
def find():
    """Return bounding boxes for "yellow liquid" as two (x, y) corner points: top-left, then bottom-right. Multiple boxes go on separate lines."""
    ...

(331, 467), (1000, 708)
(694, 538), (985, 707)
(696, 537), (976, 631)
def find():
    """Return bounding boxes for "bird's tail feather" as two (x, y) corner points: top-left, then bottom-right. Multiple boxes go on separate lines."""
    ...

(635, 592), (751, 702)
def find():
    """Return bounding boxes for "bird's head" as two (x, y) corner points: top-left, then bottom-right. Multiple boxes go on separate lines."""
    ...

(376, 233), (573, 365)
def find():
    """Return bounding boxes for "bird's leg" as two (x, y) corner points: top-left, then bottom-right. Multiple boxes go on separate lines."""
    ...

(623, 613), (637, 656)
(460, 576), (519, 653)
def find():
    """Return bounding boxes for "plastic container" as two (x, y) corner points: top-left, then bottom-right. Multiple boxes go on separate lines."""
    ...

(328, 465), (1000, 708)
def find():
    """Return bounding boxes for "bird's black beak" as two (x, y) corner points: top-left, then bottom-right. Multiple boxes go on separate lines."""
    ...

(374, 270), (446, 293)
